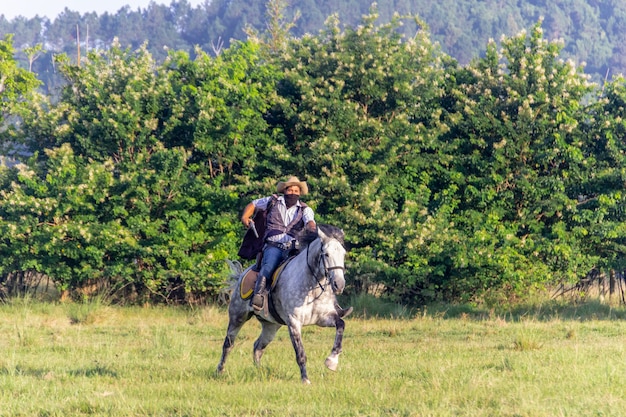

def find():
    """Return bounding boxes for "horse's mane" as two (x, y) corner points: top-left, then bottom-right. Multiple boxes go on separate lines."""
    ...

(298, 224), (345, 248)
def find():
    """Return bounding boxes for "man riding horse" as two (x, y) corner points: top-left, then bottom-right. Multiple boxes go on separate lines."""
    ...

(220, 177), (352, 382)
(241, 176), (316, 310)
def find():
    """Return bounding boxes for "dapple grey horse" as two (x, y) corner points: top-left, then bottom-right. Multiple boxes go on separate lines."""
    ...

(217, 224), (349, 384)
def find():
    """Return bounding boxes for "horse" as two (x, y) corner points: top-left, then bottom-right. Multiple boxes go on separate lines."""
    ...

(216, 224), (350, 384)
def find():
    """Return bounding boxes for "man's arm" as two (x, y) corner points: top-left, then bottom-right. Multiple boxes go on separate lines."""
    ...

(241, 202), (255, 228)
(302, 206), (316, 232)
(305, 220), (317, 233)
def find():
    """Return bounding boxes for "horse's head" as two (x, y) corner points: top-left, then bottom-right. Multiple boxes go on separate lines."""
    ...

(317, 225), (346, 295)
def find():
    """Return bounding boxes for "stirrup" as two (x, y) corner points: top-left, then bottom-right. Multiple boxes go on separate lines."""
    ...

(251, 293), (264, 310)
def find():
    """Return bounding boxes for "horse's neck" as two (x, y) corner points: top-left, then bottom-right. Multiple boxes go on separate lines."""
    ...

(294, 238), (324, 280)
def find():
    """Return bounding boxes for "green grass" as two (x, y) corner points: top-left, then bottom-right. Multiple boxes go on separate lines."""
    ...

(1, 297), (626, 416)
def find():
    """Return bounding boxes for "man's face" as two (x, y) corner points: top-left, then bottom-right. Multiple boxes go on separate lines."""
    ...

(284, 185), (300, 196)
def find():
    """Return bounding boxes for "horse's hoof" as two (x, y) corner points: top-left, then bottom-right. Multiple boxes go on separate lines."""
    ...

(325, 356), (338, 371)
(339, 306), (353, 318)
(302, 378), (311, 385)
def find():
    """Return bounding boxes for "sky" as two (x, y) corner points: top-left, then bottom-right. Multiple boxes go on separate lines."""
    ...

(1, 0), (207, 20)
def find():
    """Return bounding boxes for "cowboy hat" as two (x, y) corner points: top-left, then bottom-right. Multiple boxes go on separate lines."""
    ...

(276, 176), (309, 195)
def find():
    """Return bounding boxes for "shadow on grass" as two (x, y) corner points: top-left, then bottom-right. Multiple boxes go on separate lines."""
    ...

(339, 293), (417, 319)
(341, 293), (626, 321)
(0, 364), (118, 379)
(421, 299), (626, 321)
(0, 365), (52, 378)
(68, 364), (119, 378)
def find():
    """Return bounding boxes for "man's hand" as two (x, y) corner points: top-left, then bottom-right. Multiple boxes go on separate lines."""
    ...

(306, 220), (317, 233)
(241, 202), (255, 227)
(248, 220), (259, 238)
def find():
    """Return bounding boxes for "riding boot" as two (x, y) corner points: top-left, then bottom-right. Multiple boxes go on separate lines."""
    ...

(251, 275), (267, 311)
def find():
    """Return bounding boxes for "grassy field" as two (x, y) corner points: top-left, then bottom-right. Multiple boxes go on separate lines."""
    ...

(1, 296), (626, 416)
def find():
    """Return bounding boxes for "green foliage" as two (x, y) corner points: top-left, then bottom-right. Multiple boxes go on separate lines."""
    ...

(269, 9), (451, 297)
(0, 145), (116, 290)
(0, 34), (40, 151)
(3, 5), (626, 307)
(573, 76), (626, 272)
(1, 40), (284, 302)
(427, 23), (601, 303)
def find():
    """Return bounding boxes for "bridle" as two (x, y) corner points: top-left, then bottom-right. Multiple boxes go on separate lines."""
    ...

(306, 236), (346, 293)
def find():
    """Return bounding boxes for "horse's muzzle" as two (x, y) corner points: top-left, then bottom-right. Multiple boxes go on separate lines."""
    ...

(329, 268), (346, 295)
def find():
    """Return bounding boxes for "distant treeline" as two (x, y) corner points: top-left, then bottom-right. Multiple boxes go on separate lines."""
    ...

(1, 0), (625, 95)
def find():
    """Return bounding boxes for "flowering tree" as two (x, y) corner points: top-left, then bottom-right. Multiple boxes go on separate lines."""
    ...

(2, 8), (626, 306)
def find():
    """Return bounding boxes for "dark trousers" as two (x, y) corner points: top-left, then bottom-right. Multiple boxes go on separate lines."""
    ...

(258, 244), (291, 281)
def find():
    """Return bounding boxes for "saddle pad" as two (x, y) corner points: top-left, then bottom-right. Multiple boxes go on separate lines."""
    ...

(239, 259), (292, 300)
(240, 269), (258, 300)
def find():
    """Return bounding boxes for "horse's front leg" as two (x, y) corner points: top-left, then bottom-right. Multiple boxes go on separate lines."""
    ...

(287, 322), (310, 384)
(324, 317), (345, 372)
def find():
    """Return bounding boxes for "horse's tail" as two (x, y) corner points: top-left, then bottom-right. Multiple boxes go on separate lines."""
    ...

(218, 260), (244, 305)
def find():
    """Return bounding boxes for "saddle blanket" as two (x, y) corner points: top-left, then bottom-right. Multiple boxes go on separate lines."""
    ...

(239, 261), (288, 300)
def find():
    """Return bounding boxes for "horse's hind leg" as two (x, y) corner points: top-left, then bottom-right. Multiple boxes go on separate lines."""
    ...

(216, 303), (252, 374)
(325, 317), (346, 372)
(253, 321), (281, 367)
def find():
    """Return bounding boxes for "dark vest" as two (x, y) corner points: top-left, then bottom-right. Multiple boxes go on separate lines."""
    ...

(265, 197), (308, 240)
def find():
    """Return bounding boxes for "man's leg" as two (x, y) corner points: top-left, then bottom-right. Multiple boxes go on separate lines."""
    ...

(251, 275), (266, 310)
(251, 245), (283, 310)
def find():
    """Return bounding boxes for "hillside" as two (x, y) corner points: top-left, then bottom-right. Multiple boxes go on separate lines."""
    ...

(1, 0), (624, 93)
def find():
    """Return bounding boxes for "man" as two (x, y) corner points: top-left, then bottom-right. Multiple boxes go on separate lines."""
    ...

(241, 176), (316, 310)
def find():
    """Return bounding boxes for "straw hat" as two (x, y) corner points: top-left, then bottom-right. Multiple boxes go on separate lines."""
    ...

(276, 176), (308, 195)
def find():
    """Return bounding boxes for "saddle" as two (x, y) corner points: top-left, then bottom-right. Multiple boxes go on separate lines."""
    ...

(240, 259), (292, 322)
(239, 260), (291, 301)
